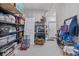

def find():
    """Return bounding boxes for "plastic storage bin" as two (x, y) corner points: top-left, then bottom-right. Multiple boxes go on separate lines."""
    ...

(0, 25), (10, 35)
(8, 15), (15, 23)
(24, 35), (30, 48)
(0, 13), (5, 21)
(0, 36), (8, 47)
(19, 27), (23, 31)
(9, 26), (16, 32)
(8, 34), (16, 42)
(4, 15), (10, 22)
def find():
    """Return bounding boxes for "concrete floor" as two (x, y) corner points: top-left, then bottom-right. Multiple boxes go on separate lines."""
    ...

(15, 39), (63, 56)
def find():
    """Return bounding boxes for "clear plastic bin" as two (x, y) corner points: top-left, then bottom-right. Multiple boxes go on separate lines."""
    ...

(0, 36), (8, 47)
(8, 34), (16, 42)
(24, 35), (30, 48)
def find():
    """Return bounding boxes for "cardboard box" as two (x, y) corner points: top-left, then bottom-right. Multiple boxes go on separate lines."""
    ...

(34, 38), (45, 45)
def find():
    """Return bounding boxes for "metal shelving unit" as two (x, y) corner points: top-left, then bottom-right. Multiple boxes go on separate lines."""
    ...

(0, 39), (16, 49)
(0, 32), (17, 37)
(0, 3), (25, 56)
(34, 22), (46, 45)
(0, 21), (17, 26)
(0, 39), (17, 56)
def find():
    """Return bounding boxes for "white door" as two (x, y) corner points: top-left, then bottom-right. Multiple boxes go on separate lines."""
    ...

(48, 21), (56, 39)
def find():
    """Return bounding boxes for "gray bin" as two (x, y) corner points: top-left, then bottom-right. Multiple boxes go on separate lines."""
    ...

(24, 35), (30, 48)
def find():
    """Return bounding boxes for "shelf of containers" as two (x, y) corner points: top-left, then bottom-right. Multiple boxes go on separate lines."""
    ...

(0, 3), (25, 56)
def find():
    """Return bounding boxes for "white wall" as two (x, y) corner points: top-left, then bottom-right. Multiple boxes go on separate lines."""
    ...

(24, 4), (57, 40)
(24, 10), (45, 44)
(25, 10), (45, 21)
(56, 3), (79, 30)
(45, 9), (57, 38)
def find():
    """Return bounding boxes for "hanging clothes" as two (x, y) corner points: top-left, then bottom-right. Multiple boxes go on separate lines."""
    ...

(60, 25), (69, 32)
(65, 18), (72, 32)
(60, 15), (78, 44)
(69, 15), (78, 36)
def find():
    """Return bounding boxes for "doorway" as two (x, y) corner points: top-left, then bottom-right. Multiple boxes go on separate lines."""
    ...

(48, 21), (56, 40)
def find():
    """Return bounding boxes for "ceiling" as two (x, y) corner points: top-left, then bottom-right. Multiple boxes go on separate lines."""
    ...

(23, 3), (56, 18)
(24, 3), (55, 12)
